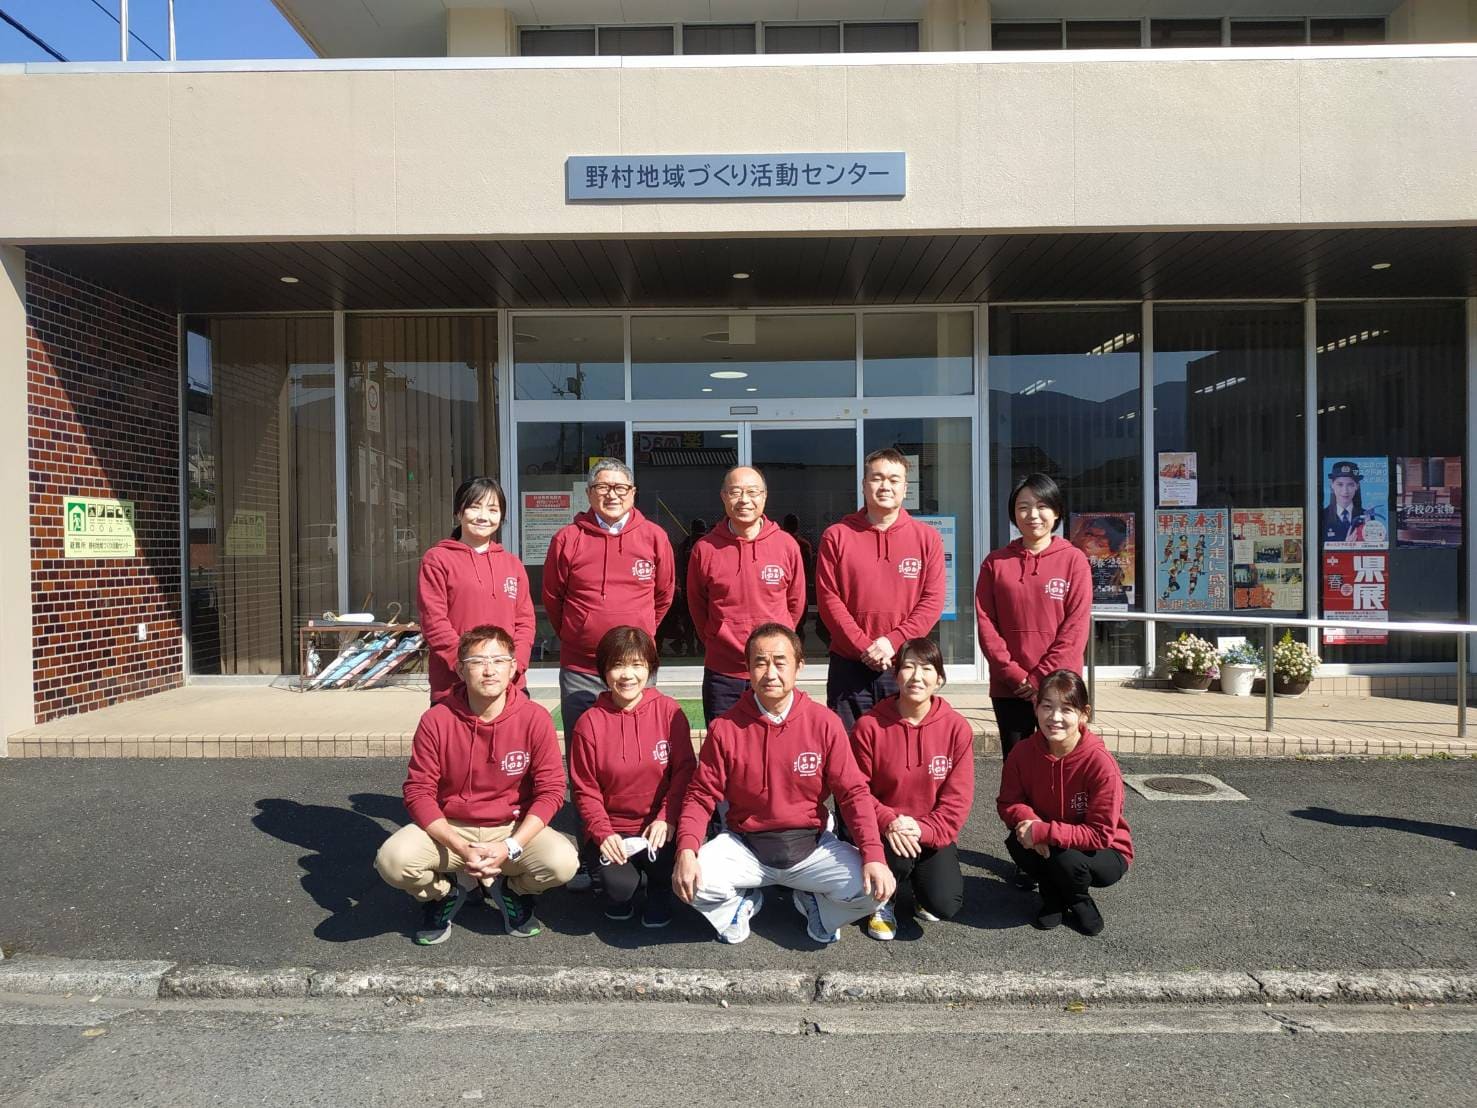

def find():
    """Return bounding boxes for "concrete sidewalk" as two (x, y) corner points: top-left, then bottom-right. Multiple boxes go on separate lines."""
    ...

(0, 756), (1472, 1003)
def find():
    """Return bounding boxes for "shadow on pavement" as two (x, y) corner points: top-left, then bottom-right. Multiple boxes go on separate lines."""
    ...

(1292, 806), (1477, 850)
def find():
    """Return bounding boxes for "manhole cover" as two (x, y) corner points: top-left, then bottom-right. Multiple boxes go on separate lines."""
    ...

(1143, 776), (1218, 796)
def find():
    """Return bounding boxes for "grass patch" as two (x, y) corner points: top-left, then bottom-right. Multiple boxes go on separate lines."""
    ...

(550, 697), (705, 732)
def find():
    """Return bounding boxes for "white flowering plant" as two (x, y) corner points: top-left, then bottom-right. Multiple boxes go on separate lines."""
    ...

(1163, 633), (1218, 678)
(1272, 631), (1320, 683)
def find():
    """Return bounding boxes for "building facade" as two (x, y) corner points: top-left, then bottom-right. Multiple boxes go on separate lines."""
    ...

(3, 1), (1476, 743)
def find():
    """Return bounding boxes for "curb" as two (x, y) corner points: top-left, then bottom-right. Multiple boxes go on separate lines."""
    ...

(4, 957), (1477, 1005)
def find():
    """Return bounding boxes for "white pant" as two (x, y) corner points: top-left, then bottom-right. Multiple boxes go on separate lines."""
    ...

(692, 831), (878, 937)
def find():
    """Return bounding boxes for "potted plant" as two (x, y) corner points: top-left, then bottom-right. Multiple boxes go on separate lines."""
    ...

(1217, 641), (1263, 697)
(1163, 633), (1218, 693)
(1272, 631), (1320, 697)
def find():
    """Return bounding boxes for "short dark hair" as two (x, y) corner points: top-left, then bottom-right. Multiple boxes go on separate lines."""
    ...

(1009, 472), (1066, 531)
(745, 622), (803, 663)
(458, 624), (514, 661)
(451, 476), (507, 540)
(892, 637), (946, 687)
(595, 625), (660, 680)
(864, 447), (909, 474)
(1036, 668), (1091, 718)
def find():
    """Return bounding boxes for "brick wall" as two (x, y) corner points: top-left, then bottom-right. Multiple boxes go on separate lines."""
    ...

(26, 259), (182, 723)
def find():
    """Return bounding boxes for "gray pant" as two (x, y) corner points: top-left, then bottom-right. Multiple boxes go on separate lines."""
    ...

(692, 830), (879, 939)
(558, 667), (608, 746)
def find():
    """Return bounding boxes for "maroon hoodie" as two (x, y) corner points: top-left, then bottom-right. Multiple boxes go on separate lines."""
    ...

(850, 695), (976, 849)
(541, 508), (676, 674)
(402, 689), (565, 831)
(569, 689), (697, 842)
(676, 690), (884, 865)
(995, 727), (1133, 864)
(974, 536), (1092, 696)
(686, 519), (806, 677)
(815, 509), (946, 662)
(418, 539), (534, 700)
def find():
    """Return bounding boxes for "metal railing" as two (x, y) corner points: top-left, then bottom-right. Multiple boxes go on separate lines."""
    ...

(1087, 610), (1477, 737)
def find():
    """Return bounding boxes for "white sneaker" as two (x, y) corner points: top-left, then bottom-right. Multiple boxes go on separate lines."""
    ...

(914, 906), (942, 923)
(718, 888), (765, 944)
(866, 902), (897, 941)
(792, 889), (840, 945)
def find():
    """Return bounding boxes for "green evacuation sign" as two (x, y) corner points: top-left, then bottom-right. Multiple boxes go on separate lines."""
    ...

(63, 496), (137, 559)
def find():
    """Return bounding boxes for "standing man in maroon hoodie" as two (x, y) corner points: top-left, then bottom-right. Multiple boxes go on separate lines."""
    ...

(816, 448), (947, 733)
(673, 623), (895, 945)
(374, 624), (577, 945)
(543, 458), (675, 889)
(687, 465), (806, 726)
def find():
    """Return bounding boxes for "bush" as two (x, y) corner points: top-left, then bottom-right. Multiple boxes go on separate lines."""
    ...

(1219, 641), (1264, 669)
(1163, 633), (1218, 678)
(1272, 630), (1320, 683)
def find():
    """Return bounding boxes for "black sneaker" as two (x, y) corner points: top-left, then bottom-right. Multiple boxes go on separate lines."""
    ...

(488, 875), (542, 937)
(605, 896), (636, 921)
(1013, 866), (1037, 892)
(414, 881), (469, 946)
(1068, 898), (1105, 937)
(641, 892), (673, 929)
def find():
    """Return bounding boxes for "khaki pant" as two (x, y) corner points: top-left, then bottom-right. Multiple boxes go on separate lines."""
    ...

(375, 820), (579, 902)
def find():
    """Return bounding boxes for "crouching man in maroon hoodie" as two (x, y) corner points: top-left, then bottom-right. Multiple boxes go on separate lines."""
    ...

(672, 623), (896, 945)
(375, 624), (578, 946)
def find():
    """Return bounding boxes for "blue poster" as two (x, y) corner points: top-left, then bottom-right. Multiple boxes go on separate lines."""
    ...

(1321, 456), (1390, 551)
(1154, 509), (1229, 613)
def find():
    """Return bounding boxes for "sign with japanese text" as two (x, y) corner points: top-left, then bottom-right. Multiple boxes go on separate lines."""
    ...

(1322, 552), (1388, 644)
(1069, 512), (1137, 610)
(915, 514), (957, 621)
(521, 491), (575, 564)
(566, 153), (906, 201)
(1321, 455), (1389, 551)
(63, 495), (136, 559)
(224, 509), (268, 558)
(1153, 509), (1228, 612)
(1395, 456), (1463, 549)
(1231, 508), (1304, 611)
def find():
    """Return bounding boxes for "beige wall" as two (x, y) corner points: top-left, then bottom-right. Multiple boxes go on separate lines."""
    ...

(1, 51), (1476, 244)
(1389, 0), (1477, 42)
(922, 0), (994, 52)
(447, 7), (517, 57)
(0, 246), (33, 748)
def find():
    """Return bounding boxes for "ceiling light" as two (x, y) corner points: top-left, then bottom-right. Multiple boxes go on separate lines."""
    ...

(1370, 262), (1392, 270)
(702, 331), (730, 344)
(710, 370), (748, 380)
(279, 276), (299, 284)
(701, 387), (713, 393)
(732, 272), (751, 280)
(745, 387), (758, 392)
(571, 336), (585, 343)
(514, 332), (538, 343)
(653, 336), (669, 342)
(720, 432), (738, 439)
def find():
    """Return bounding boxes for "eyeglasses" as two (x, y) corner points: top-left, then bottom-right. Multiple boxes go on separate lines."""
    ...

(589, 483), (634, 497)
(463, 655), (515, 670)
(722, 486), (766, 501)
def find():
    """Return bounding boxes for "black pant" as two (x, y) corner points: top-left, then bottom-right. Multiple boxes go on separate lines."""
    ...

(992, 696), (1038, 761)
(885, 841), (964, 920)
(702, 669), (750, 726)
(597, 841), (675, 908)
(1005, 836), (1127, 908)
(827, 653), (898, 734)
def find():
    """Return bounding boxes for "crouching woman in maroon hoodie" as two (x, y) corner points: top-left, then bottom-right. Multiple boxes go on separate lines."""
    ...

(995, 669), (1133, 936)
(850, 637), (975, 941)
(570, 626), (696, 929)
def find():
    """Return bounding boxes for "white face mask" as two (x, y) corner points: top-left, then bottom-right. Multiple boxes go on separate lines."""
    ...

(598, 835), (659, 864)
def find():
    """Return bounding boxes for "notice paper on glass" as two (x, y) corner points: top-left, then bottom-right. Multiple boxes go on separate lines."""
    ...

(1231, 508), (1304, 611)
(1154, 509), (1229, 612)
(1395, 456), (1463, 549)
(1069, 512), (1136, 610)
(1157, 452), (1198, 507)
(1321, 455), (1389, 551)
(521, 491), (575, 564)
(914, 514), (957, 621)
(1322, 551), (1389, 645)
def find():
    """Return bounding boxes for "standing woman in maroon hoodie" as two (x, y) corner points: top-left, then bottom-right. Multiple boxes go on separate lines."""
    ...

(570, 627), (696, 929)
(849, 637), (975, 941)
(418, 477), (534, 703)
(996, 668), (1132, 935)
(975, 472), (1091, 761)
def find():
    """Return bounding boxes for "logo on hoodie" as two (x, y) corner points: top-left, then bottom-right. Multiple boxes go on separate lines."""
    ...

(759, 563), (786, 586)
(1044, 576), (1070, 601)
(928, 754), (952, 780)
(500, 750), (529, 775)
(652, 740), (670, 766)
(1070, 791), (1089, 817)
(631, 559), (655, 582)
(793, 751), (822, 777)
(898, 557), (922, 580)
(502, 576), (519, 599)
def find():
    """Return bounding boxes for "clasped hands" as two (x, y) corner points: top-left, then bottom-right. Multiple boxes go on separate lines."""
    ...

(1014, 819), (1051, 858)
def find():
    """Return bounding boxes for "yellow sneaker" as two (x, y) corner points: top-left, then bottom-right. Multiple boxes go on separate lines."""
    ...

(866, 902), (897, 941)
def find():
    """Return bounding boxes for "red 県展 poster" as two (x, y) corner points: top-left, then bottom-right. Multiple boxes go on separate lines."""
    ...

(1321, 552), (1389, 645)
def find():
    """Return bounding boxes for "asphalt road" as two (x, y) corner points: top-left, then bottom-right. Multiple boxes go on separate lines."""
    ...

(0, 756), (1473, 973)
(2, 993), (1473, 1107)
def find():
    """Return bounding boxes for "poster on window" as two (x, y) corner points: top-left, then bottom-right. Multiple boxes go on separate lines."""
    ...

(1321, 456), (1389, 551)
(914, 514), (957, 621)
(1156, 452), (1198, 507)
(1069, 512), (1136, 610)
(1395, 456), (1463, 549)
(1321, 552), (1389, 644)
(1154, 509), (1229, 612)
(521, 491), (575, 564)
(1231, 508), (1305, 611)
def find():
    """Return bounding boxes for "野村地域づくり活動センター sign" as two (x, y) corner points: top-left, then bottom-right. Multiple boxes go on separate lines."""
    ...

(63, 495), (136, 558)
(566, 154), (906, 201)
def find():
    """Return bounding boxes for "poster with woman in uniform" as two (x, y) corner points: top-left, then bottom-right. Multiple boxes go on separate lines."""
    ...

(1321, 457), (1389, 551)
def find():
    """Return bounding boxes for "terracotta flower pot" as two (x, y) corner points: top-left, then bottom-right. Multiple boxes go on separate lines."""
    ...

(1274, 675), (1310, 697)
(1171, 670), (1213, 693)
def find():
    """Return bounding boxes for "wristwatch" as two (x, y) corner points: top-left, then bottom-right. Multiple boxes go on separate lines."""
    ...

(504, 837), (524, 861)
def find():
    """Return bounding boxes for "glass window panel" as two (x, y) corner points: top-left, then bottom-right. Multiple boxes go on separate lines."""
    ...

(518, 422), (627, 669)
(864, 418), (975, 665)
(514, 316), (624, 401)
(1065, 21), (1141, 49)
(346, 316), (493, 636)
(989, 307), (1144, 667)
(1317, 302), (1466, 664)
(1150, 19), (1222, 48)
(991, 22), (1062, 51)
(1309, 18), (1385, 45)
(598, 25), (674, 56)
(520, 28), (596, 56)
(631, 313), (855, 400)
(764, 23), (841, 53)
(186, 316), (336, 675)
(843, 22), (920, 52)
(863, 311), (973, 397)
(1230, 20), (1306, 46)
(682, 23), (756, 54)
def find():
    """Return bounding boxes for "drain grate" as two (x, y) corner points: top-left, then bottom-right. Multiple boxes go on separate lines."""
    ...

(1142, 775), (1218, 796)
(1123, 773), (1248, 802)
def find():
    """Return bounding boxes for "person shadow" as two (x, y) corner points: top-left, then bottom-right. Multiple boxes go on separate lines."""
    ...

(252, 792), (409, 943)
(950, 846), (1045, 933)
(1291, 806), (1477, 850)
